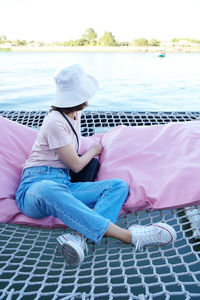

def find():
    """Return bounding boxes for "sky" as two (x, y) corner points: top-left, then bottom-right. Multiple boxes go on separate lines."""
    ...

(1, 0), (200, 42)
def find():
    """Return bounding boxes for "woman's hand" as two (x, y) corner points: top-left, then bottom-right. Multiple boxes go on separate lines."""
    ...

(90, 143), (103, 156)
(56, 143), (103, 173)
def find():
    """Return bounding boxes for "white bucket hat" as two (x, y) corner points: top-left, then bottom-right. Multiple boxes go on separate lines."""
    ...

(53, 64), (99, 108)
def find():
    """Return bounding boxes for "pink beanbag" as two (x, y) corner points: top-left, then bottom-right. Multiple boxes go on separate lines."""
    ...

(0, 116), (101, 227)
(97, 122), (200, 214)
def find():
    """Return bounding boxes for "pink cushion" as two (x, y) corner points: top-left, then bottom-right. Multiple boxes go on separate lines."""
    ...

(0, 117), (66, 227)
(97, 122), (200, 214)
(0, 117), (37, 200)
(0, 116), (101, 227)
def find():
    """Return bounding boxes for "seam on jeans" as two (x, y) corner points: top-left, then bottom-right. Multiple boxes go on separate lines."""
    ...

(27, 191), (102, 242)
(96, 219), (111, 244)
(94, 185), (112, 214)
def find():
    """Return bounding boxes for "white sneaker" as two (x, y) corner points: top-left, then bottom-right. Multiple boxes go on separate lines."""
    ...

(57, 233), (88, 266)
(128, 222), (177, 251)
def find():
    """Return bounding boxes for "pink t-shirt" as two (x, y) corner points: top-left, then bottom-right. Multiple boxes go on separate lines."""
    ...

(22, 110), (81, 171)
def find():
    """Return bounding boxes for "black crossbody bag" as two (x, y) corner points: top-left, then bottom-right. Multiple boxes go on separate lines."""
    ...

(59, 111), (100, 182)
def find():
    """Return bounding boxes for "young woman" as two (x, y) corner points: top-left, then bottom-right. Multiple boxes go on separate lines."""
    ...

(15, 64), (176, 266)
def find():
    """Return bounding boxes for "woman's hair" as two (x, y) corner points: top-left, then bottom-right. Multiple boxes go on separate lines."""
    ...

(51, 101), (88, 114)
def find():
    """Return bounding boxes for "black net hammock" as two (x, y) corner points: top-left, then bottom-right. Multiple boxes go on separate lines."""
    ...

(0, 110), (200, 300)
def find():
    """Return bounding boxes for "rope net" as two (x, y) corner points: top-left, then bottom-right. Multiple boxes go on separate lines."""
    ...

(0, 111), (200, 300)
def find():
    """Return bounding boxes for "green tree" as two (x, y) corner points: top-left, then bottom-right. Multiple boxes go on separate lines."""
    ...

(64, 40), (75, 46)
(148, 39), (160, 46)
(97, 31), (118, 46)
(185, 38), (200, 45)
(73, 38), (88, 46)
(172, 38), (200, 46)
(172, 38), (180, 42)
(12, 39), (27, 46)
(13, 39), (21, 46)
(0, 35), (7, 43)
(133, 38), (148, 47)
(21, 40), (27, 46)
(63, 38), (88, 46)
(82, 28), (97, 46)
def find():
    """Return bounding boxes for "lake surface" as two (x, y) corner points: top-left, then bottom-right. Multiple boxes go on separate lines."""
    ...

(0, 51), (200, 111)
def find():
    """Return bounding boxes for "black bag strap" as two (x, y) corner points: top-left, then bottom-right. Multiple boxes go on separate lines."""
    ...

(59, 111), (79, 152)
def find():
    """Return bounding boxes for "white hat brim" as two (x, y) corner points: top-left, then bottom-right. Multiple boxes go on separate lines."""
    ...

(53, 74), (99, 108)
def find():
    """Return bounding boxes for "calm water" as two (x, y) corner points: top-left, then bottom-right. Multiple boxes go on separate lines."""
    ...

(0, 51), (200, 111)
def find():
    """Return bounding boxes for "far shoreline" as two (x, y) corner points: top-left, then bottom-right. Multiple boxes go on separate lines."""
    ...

(1, 46), (200, 53)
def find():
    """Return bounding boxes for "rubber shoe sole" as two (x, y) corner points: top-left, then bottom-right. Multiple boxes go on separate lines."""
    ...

(57, 235), (85, 266)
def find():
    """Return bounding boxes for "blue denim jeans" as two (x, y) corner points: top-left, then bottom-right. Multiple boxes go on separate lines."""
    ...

(15, 166), (129, 244)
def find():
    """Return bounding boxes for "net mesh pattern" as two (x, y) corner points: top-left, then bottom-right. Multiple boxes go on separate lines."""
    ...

(0, 111), (200, 300)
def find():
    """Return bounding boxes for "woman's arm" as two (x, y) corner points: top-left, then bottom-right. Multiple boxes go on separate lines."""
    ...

(56, 143), (102, 173)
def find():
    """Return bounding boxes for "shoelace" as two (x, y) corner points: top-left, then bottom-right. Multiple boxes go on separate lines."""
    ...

(132, 226), (163, 267)
(133, 238), (149, 268)
(134, 225), (165, 250)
